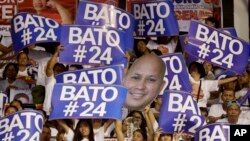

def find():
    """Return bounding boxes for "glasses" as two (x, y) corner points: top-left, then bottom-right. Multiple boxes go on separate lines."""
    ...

(227, 100), (240, 107)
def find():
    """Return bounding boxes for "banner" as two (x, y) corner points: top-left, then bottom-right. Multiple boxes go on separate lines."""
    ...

(10, 12), (61, 52)
(0, 92), (8, 117)
(194, 123), (230, 141)
(173, 0), (221, 32)
(131, 0), (179, 37)
(49, 84), (127, 120)
(160, 53), (192, 93)
(59, 25), (126, 65)
(159, 90), (205, 135)
(186, 20), (250, 74)
(0, 110), (44, 141)
(56, 64), (124, 84)
(76, 0), (135, 50)
(0, 0), (16, 36)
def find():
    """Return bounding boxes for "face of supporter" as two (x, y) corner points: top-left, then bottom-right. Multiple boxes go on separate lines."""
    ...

(132, 131), (144, 141)
(221, 90), (235, 104)
(79, 122), (91, 138)
(137, 41), (148, 54)
(227, 104), (241, 121)
(18, 53), (29, 66)
(203, 62), (213, 73)
(53, 64), (66, 76)
(123, 55), (165, 110)
(132, 112), (143, 126)
(42, 126), (51, 141)
(33, 0), (47, 12)
(5, 107), (17, 116)
(6, 65), (18, 79)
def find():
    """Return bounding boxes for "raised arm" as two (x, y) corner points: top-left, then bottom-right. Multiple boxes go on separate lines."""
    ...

(115, 120), (125, 141)
(45, 45), (63, 77)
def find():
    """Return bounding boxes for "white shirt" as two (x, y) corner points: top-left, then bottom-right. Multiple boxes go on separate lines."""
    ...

(217, 118), (250, 125)
(43, 75), (56, 115)
(208, 104), (226, 117)
(191, 78), (219, 108)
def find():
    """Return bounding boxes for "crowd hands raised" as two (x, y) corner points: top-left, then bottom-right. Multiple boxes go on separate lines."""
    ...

(0, 16), (250, 141)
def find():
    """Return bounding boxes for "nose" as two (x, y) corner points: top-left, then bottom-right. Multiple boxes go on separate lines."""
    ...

(136, 79), (146, 89)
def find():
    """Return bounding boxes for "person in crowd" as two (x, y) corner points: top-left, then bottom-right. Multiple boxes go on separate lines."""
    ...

(43, 45), (67, 114)
(10, 99), (23, 111)
(42, 122), (52, 141)
(208, 89), (236, 123)
(216, 100), (250, 124)
(73, 119), (95, 141)
(55, 119), (75, 141)
(91, 119), (114, 140)
(203, 61), (215, 80)
(236, 70), (250, 106)
(188, 61), (238, 108)
(123, 54), (166, 111)
(133, 39), (151, 58)
(16, 51), (36, 85)
(150, 96), (162, 121)
(0, 63), (29, 94)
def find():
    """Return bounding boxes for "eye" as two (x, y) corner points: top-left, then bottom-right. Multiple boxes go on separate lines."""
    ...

(131, 76), (139, 80)
(147, 78), (156, 82)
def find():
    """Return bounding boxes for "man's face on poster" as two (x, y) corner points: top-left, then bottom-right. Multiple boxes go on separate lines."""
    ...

(123, 55), (165, 110)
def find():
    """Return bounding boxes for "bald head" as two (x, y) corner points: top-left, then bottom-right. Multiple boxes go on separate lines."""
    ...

(127, 54), (166, 79)
(123, 54), (166, 110)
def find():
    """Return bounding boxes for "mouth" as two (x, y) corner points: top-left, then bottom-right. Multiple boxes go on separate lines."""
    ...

(129, 92), (145, 99)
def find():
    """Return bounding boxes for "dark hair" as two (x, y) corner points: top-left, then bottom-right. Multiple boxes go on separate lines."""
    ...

(127, 111), (147, 135)
(205, 17), (220, 28)
(10, 99), (23, 108)
(133, 39), (150, 58)
(2, 63), (19, 79)
(16, 51), (29, 62)
(133, 129), (147, 141)
(73, 119), (95, 141)
(4, 105), (18, 116)
(188, 61), (206, 78)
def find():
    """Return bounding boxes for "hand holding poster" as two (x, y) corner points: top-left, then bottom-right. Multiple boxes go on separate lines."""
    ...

(49, 84), (127, 120)
(160, 53), (192, 93)
(10, 12), (61, 52)
(59, 25), (126, 65)
(0, 110), (44, 141)
(159, 90), (205, 135)
(186, 20), (250, 74)
(56, 64), (124, 84)
(131, 0), (179, 37)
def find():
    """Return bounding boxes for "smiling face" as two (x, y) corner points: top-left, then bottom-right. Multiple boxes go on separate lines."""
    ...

(123, 54), (165, 110)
